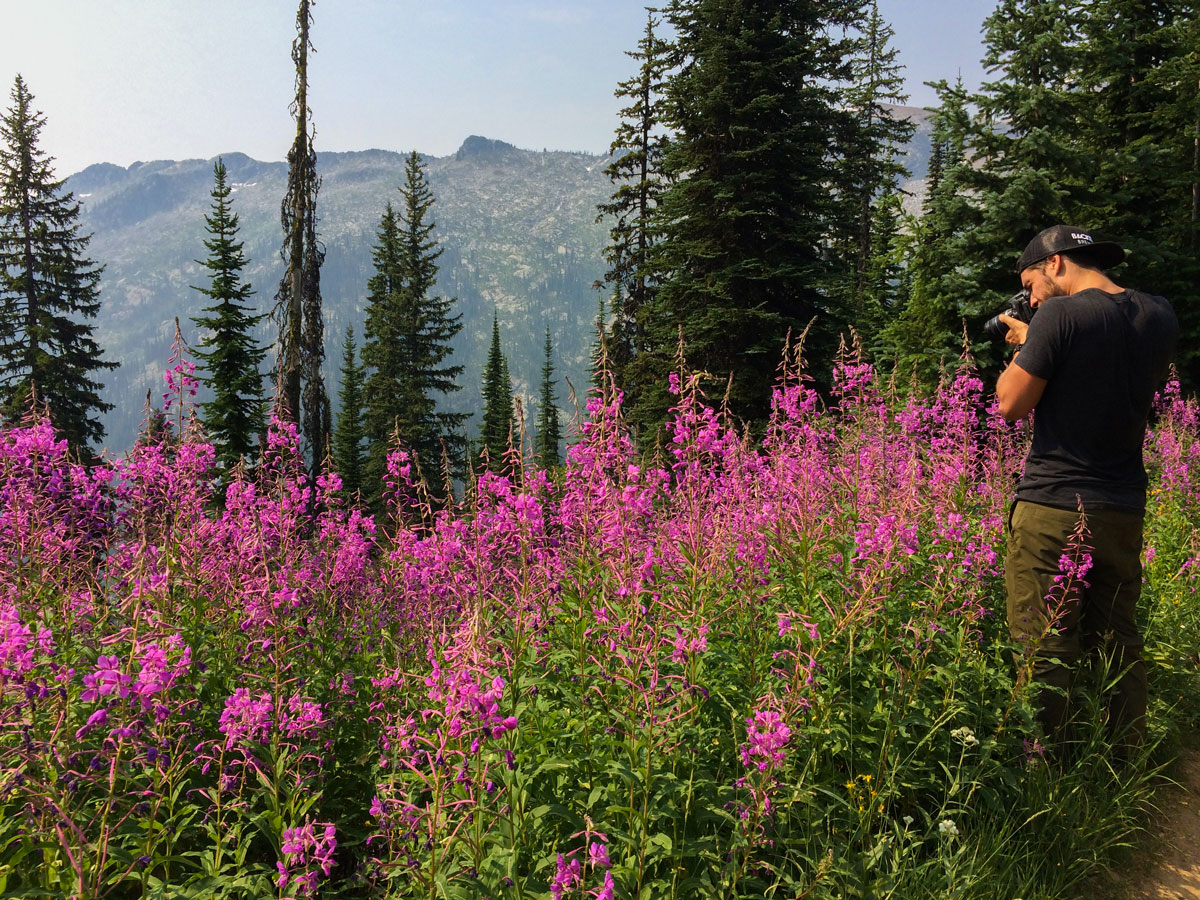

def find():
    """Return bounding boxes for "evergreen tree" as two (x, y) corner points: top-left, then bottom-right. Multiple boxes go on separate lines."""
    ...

(1074, 0), (1200, 385)
(478, 312), (514, 471)
(861, 185), (907, 353)
(828, 0), (915, 337)
(534, 324), (562, 470)
(969, 0), (1090, 277)
(332, 325), (365, 498)
(361, 151), (467, 503)
(274, 0), (329, 472)
(596, 11), (673, 403)
(135, 389), (176, 451)
(190, 158), (267, 471)
(0, 75), (116, 454)
(881, 78), (979, 379)
(589, 294), (607, 393)
(919, 0), (1093, 383)
(642, 0), (862, 433)
(917, 0), (1200, 388)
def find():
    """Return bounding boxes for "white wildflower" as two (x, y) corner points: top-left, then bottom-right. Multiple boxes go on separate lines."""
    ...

(950, 726), (979, 747)
(938, 819), (959, 838)
(902, 815), (914, 828)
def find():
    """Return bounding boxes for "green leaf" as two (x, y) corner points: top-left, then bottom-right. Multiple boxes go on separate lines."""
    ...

(647, 832), (673, 853)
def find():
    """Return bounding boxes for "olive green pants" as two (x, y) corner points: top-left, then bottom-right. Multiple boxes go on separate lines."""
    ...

(1004, 500), (1146, 749)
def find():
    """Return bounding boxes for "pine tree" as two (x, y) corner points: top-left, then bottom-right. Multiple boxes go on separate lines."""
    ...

(332, 325), (365, 498)
(934, 0), (1094, 383)
(0, 75), (116, 454)
(190, 158), (267, 472)
(643, 0), (862, 432)
(478, 312), (514, 471)
(274, 0), (329, 472)
(861, 185), (907, 355)
(361, 151), (467, 503)
(589, 294), (607, 393)
(971, 0), (1089, 255)
(881, 78), (979, 379)
(912, 0), (1200, 389)
(828, 0), (915, 338)
(1074, 0), (1200, 385)
(596, 11), (673, 402)
(535, 324), (562, 470)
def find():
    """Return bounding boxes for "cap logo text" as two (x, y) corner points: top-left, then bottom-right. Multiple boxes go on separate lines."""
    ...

(1071, 232), (1093, 242)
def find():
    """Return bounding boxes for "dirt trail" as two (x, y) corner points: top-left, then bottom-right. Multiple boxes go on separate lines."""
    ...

(1110, 746), (1200, 900)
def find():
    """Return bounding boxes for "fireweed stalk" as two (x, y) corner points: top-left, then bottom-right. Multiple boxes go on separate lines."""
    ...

(2, 336), (1199, 899)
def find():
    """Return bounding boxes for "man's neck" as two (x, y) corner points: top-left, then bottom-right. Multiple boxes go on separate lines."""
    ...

(1067, 270), (1124, 295)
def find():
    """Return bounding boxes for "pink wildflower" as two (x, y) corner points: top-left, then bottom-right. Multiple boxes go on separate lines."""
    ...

(218, 688), (273, 749)
(81, 655), (132, 703)
(740, 709), (791, 774)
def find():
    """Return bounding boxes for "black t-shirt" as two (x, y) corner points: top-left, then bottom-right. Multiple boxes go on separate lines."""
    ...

(1013, 287), (1178, 511)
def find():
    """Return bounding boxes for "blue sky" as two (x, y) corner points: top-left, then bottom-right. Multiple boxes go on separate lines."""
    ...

(2, 0), (998, 179)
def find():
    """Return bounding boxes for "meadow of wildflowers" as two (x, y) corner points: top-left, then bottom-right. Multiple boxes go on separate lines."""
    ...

(3, 340), (1199, 899)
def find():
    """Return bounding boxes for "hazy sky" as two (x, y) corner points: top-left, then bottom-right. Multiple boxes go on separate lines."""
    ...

(2, 0), (998, 179)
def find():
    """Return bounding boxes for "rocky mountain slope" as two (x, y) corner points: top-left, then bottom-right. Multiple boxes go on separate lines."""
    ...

(69, 110), (931, 453)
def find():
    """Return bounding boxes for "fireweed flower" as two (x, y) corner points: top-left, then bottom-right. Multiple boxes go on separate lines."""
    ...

(75, 707), (108, 739)
(853, 514), (920, 571)
(81, 655), (132, 703)
(218, 688), (273, 749)
(133, 636), (191, 709)
(280, 694), (326, 739)
(670, 624), (708, 664)
(277, 821), (338, 897)
(423, 663), (518, 740)
(740, 709), (791, 774)
(550, 852), (582, 899)
(1, 601), (38, 679)
(10, 347), (1191, 891)
(1055, 550), (1093, 585)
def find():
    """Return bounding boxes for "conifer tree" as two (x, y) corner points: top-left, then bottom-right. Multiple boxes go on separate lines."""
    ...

(828, 1), (915, 336)
(135, 390), (175, 451)
(922, 0), (1200, 387)
(534, 324), (562, 470)
(191, 158), (267, 471)
(1074, 0), (1200, 385)
(478, 312), (514, 471)
(966, 0), (1090, 298)
(881, 78), (979, 379)
(596, 11), (673, 401)
(274, 0), (329, 471)
(0, 75), (116, 454)
(861, 185), (907, 354)
(642, 0), (862, 433)
(332, 325), (365, 498)
(589, 294), (607, 393)
(361, 151), (467, 503)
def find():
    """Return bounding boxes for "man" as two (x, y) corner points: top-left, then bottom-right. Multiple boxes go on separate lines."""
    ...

(995, 224), (1178, 751)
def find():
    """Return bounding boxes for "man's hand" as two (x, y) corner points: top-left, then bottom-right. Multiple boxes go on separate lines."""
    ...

(998, 314), (1028, 347)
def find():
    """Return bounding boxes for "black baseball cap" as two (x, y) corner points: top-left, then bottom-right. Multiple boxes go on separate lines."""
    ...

(1016, 225), (1125, 273)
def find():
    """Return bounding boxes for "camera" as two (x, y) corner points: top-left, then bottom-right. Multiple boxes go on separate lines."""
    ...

(984, 288), (1034, 341)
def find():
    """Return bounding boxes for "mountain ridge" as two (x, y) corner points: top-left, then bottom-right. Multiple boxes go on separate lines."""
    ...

(66, 117), (932, 454)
